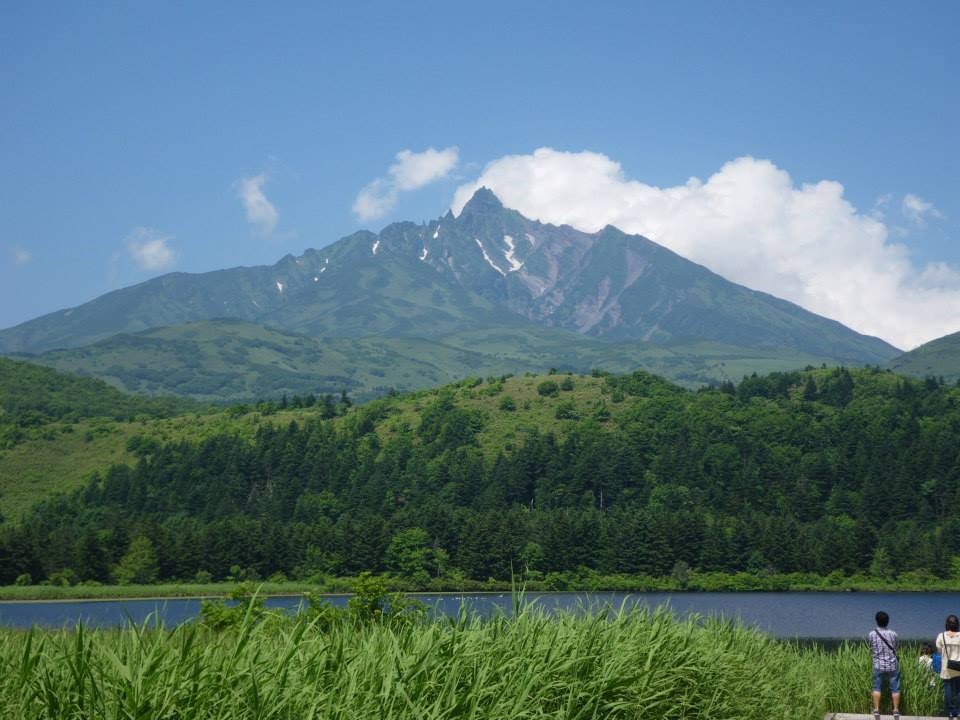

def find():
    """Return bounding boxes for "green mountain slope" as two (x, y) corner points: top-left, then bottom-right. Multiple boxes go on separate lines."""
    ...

(0, 235), (512, 355)
(20, 319), (840, 402)
(887, 331), (960, 382)
(22, 319), (537, 402)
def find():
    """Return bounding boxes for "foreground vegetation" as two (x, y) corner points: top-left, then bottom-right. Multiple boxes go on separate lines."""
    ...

(0, 589), (943, 720)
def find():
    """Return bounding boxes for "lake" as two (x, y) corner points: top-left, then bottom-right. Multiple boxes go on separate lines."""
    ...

(2, 591), (959, 640)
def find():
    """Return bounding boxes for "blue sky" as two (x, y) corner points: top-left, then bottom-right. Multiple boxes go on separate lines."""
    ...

(2, 1), (957, 349)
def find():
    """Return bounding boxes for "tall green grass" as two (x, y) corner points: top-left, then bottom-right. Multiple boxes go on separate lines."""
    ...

(0, 603), (944, 719)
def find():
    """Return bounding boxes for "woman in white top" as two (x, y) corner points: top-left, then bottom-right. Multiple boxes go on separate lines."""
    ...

(937, 614), (960, 720)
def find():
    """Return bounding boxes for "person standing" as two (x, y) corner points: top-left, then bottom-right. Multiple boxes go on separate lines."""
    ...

(937, 614), (960, 719)
(868, 610), (901, 720)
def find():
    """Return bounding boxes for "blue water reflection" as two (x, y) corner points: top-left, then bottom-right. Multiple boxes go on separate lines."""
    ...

(2, 591), (960, 640)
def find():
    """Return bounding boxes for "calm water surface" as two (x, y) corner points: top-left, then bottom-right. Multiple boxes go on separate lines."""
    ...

(2, 592), (959, 640)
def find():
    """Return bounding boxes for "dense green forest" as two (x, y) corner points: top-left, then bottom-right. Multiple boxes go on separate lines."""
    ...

(2, 364), (959, 587)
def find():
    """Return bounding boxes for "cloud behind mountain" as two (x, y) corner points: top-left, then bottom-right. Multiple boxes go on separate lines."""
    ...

(452, 148), (956, 349)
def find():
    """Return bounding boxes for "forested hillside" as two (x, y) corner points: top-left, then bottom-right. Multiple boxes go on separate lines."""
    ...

(2, 366), (958, 587)
(0, 358), (201, 449)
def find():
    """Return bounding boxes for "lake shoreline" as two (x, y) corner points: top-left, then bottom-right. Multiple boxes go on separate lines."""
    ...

(0, 577), (956, 603)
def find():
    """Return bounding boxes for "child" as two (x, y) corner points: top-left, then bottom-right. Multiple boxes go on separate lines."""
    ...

(920, 642), (942, 687)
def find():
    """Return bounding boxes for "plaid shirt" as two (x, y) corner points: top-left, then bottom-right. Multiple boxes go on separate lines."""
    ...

(869, 627), (899, 672)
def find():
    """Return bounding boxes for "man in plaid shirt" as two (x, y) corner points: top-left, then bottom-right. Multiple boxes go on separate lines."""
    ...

(869, 610), (901, 719)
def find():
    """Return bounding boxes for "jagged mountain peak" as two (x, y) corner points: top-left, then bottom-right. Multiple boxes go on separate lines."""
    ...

(457, 187), (504, 216)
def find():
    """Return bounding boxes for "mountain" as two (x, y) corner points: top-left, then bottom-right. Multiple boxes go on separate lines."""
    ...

(0, 189), (899, 369)
(887, 331), (960, 382)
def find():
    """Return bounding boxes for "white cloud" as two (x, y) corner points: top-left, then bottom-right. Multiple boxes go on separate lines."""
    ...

(353, 178), (395, 221)
(452, 148), (958, 350)
(126, 227), (176, 271)
(354, 147), (459, 220)
(902, 193), (942, 225)
(10, 245), (31, 266)
(237, 174), (278, 235)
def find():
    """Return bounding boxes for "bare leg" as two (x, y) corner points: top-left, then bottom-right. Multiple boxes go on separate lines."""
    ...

(872, 689), (881, 713)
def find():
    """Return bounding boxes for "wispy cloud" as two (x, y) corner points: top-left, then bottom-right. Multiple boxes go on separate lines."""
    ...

(236, 174), (279, 235)
(354, 147), (459, 221)
(902, 193), (942, 225)
(453, 148), (956, 350)
(10, 245), (31, 266)
(126, 227), (176, 271)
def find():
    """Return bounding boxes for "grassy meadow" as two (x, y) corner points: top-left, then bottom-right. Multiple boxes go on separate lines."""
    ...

(0, 600), (942, 720)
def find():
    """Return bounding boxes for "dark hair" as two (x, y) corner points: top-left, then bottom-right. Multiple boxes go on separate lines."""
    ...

(946, 615), (959, 632)
(921, 642), (935, 655)
(876, 611), (890, 628)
